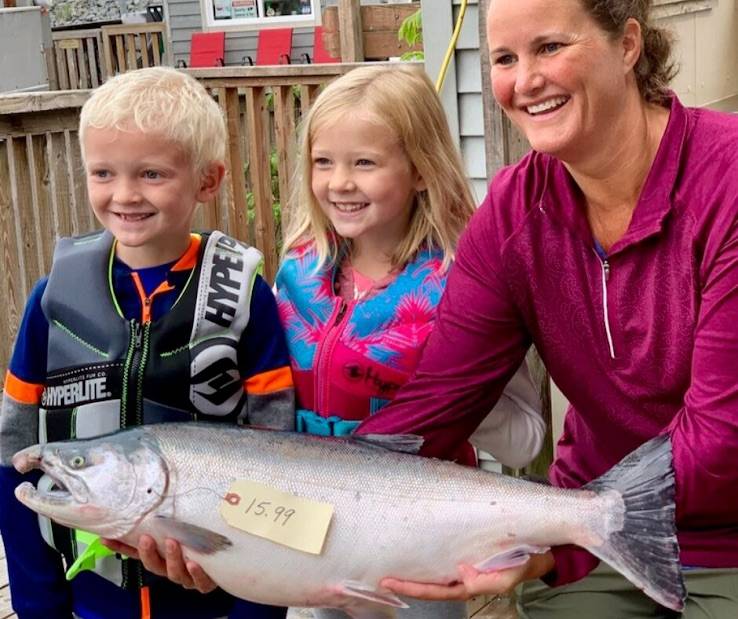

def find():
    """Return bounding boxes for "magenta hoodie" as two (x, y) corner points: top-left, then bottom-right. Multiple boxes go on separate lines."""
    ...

(357, 94), (738, 585)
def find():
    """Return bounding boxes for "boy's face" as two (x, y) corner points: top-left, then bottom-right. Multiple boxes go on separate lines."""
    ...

(83, 126), (223, 268)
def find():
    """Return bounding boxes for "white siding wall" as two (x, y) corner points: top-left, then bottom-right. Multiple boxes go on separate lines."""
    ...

(420, 0), (487, 203)
(659, 0), (738, 109)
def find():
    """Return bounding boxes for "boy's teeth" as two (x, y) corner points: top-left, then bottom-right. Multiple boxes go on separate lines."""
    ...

(527, 97), (568, 115)
(118, 213), (152, 221)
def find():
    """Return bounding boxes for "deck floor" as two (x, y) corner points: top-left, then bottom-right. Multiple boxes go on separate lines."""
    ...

(0, 535), (516, 618)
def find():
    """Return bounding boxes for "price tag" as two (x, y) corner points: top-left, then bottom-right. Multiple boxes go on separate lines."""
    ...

(219, 480), (333, 555)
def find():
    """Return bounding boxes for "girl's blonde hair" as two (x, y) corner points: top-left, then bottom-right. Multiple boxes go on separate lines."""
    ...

(283, 64), (475, 269)
(78, 66), (226, 174)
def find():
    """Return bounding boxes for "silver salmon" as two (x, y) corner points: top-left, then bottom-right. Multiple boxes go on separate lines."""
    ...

(13, 424), (685, 617)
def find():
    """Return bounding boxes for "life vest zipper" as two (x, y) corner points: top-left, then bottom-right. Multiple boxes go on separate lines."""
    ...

(120, 320), (150, 593)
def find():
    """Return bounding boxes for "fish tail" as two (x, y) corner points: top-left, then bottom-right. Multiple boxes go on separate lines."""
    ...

(583, 434), (686, 611)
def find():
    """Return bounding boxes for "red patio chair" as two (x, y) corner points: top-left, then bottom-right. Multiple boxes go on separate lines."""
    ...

(310, 26), (339, 64)
(243, 28), (293, 65)
(188, 31), (225, 68)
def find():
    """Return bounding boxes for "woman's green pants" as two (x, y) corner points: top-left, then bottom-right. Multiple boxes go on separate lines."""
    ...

(518, 564), (738, 618)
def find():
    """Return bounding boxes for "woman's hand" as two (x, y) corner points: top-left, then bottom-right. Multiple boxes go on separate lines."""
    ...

(379, 551), (555, 601)
(101, 535), (218, 594)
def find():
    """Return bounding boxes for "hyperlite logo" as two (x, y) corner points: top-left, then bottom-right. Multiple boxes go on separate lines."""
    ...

(190, 337), (244, 416)
(205, 236), (246, 329)
(42, 377), (111, 408)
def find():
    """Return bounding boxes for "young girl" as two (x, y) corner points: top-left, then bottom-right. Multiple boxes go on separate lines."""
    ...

(275, 64), (546, 619)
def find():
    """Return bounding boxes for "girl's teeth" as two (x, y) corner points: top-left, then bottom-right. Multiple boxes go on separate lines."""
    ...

(334, 203), (367, 213)
(527, 97), (568, 115)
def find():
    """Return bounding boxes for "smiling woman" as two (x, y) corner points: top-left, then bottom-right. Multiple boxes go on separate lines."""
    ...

(353, 0), (738, 617)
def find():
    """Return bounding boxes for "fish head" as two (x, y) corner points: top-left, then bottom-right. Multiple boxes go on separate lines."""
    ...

(12, 429), (168, 539)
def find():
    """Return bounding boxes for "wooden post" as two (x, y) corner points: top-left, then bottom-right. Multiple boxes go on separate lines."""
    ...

(245, 87), (278, 282)
(223, 87), (249, 240)
(479, 0), (552, 478)
(479, 0), (529, 178)
(272, 85), (295, 234)
(337, 0), (364, 62)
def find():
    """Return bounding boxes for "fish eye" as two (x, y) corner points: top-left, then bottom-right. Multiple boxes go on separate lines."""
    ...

(69, 455), (86, 468)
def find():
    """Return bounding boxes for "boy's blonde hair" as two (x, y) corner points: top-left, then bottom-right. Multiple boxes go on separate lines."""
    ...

(79, 66), (226, 173)
(283, 64), (475, 269)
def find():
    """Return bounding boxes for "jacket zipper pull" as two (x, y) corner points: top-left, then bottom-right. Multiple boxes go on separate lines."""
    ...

(603, 259), (610, 282)
(334, 302), (348, 326)
(133, 322), (143, 349)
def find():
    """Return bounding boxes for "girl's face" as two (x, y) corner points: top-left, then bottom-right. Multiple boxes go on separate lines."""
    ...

(487, 0), (637, 163)
(310, 112), (425, 259)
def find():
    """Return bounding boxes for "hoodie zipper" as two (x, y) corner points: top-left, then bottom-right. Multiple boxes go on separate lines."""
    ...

(592, 248), (616, 359)
(314, 300), (351, 414)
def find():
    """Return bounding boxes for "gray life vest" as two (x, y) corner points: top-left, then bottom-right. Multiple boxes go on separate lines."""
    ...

(38, 229), (263, 588)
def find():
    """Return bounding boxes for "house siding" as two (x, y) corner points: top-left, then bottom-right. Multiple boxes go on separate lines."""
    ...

(166, 0), (403, 67)
(420, 0), (486, 202)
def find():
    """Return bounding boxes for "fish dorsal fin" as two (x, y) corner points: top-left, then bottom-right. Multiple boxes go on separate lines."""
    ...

(340, 580), (408, 608)
(152, 516), (232, 554)
(352, 434), (424, 454)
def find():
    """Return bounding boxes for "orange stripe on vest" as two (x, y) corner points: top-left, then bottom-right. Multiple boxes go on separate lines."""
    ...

(4, 371), (43, 404)
(243, 366), (293, 395)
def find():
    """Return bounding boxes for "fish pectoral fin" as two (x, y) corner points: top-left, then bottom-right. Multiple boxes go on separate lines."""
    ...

(474, 544), (550, 572)
(340, 580), (409, 609)
(152, 516), (232, 554)
(352, 434), (424, 454)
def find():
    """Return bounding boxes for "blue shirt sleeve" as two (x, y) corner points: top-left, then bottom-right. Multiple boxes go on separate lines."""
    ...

(2, 278), (73, 617)
(239, 275), (292, 379)
(8, 277), (50, 383)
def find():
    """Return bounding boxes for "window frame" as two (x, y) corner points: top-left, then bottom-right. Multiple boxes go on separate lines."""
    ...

(200, 0), (322, 32)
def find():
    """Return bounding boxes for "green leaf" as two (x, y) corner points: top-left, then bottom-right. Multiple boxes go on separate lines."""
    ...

(398, 9), (423, 48)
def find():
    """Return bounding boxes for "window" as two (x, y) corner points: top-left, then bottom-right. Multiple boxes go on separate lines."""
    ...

(202, 0), (321, 30)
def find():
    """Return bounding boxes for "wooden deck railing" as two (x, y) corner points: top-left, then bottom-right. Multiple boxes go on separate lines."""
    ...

(51, 28), (104, 90)
(101, 23), (171, 76)
(0, 62), (404, 374)
(49, 23), (170, 90)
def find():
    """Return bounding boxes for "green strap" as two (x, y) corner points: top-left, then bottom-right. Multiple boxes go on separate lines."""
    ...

(65, 531), (116, 581)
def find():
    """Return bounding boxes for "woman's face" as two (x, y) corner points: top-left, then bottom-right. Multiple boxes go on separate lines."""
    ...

(487, 0), (638, 163)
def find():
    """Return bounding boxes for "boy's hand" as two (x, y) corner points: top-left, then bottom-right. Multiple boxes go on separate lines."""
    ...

(379, 551), (555, 601)
(102, 535), (218, 594)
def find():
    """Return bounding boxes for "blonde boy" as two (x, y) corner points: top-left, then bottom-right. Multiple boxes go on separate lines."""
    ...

(0, 67), (293, 619)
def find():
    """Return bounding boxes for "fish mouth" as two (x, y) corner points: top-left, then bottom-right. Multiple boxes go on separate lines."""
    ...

(13, 446), (89, 510)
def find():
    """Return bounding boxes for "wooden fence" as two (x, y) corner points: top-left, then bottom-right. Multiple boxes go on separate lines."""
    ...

(49, 23), (170, 90)
(0, 62), (397, 376)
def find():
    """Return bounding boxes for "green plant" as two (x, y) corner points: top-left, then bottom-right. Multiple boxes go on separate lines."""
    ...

(398, 9), (424, 61)
(245, 148), (283, 253)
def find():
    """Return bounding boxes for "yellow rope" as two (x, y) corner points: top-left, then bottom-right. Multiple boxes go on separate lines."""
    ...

(435, 0), (469, 93)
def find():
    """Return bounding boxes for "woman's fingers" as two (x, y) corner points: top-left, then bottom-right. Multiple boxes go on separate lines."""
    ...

(185, 560), (219, 594)
(137, 535), (169, 578)
(100, 538), (140, 560)
(162, 538), (196, 587)
(380, 558), (542, 601)
(380, 577), (471, 601)
(102, 536), (216, 593)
